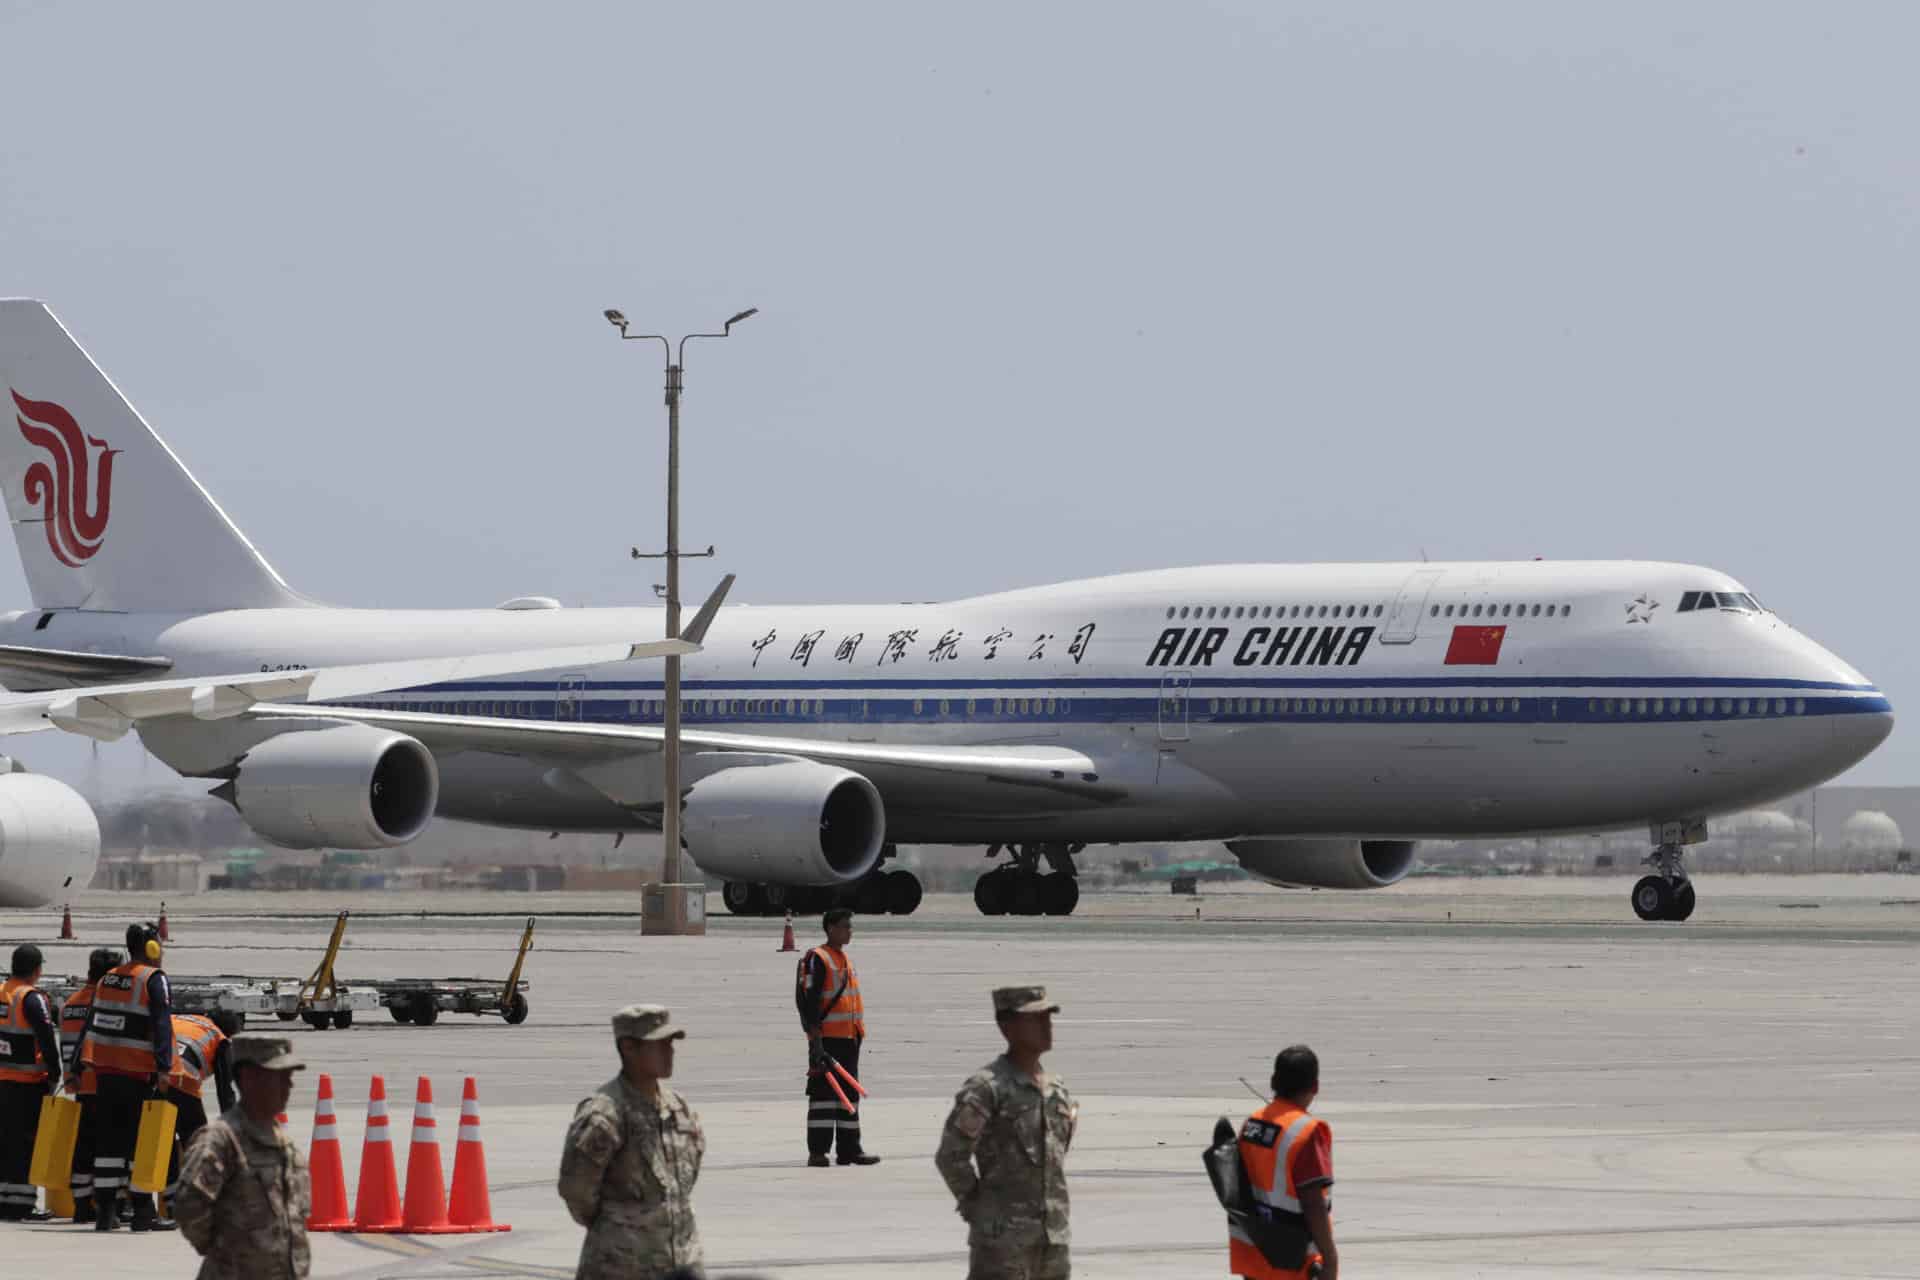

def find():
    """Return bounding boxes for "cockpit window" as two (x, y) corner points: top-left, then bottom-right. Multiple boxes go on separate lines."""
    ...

(1683, 590), (1765, 615)
(1678, 591), (1701, 612)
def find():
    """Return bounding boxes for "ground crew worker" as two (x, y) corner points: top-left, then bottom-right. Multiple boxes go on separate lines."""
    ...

(174, 1034), (310, 1280)
(59, 947), (121, 1223)
(0, 943), (62, 1221)
(164, 1013), (236, 1206)
(1231, 1045), (1337, 1280)
(935, 985), (1077, 1280)
(558, 1005), (705, 1280)
(796, 907), (879, 1166)
(70, 921), (176, 1231)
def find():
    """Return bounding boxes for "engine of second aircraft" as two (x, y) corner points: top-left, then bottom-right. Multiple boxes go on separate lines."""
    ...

(1225, 837), (1419, 889)
(220, 724), (439, 850)
(681, 757), (886, 886)
(0, 764), (103, 908)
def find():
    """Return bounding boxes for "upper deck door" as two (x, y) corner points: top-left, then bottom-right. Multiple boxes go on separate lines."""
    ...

(1380, 569), (1443, 644)
(555, 675), (586, 721)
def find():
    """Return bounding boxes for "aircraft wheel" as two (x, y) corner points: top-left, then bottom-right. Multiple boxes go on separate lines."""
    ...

(1041, 874), (1080, 916)
(762, 882), (790, 915)
(1669, 882), (1697, 922)
(974, 870), (1012, 915)
(1011, 874), (1044, 916)
(1631, 875), (1673, 922)
(722, 881), (765, 916)
(886, 870), (923, 915)
(855, 874), (892, 915)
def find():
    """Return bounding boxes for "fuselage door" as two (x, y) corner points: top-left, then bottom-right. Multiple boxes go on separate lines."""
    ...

(556, 675), (586, 721)
(1158, 671), (1191, 743)
(1381, 569), (1444, 645)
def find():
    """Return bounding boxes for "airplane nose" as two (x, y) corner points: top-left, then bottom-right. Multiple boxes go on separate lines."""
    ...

(1833, 697), (1894, 766)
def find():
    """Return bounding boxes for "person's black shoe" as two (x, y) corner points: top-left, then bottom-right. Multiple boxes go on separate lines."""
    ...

(836, 1153), (881, 1166)
(807, 1154), (831, 1167)
(131, 1215), (177, 1233)
(72, 1200), (95, 1225)
(21, 1209), (53, 1222)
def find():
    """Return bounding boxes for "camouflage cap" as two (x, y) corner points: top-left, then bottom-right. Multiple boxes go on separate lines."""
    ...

(612, 1004), (686, 1042)
(229, 1034), (305, 1072)
(992, 985), (1061, 1015)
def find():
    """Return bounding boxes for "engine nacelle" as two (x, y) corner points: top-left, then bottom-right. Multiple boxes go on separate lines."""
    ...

(1226, 838), (1418, 890)
(682, 757), (886, 887)
(221, 725), (438, 850)
(0, 767), (102, 908)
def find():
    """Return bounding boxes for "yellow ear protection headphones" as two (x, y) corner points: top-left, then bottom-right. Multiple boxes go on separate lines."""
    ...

(128, 922), (161, 963)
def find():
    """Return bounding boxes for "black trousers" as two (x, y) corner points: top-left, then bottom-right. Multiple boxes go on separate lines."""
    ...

(93, 1072), (157, 1216)
(0, 1079), (44, 1218)
(164, 1094), (208, 1202)
(806, 1036), (864, 1157)
(71, 1094), (97, 1208)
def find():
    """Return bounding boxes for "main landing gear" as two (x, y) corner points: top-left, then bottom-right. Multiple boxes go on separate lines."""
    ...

(1631, 824), (1701, 922)
(721, 852), (923, 917)
(974, 843), (1083, 916)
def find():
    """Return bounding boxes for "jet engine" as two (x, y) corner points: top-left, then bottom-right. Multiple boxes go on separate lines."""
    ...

(682, 758), (886, 887)
(0, 765), (102, 908)
(1226, 838), (1418, 890)
(217, 724), (438, 850)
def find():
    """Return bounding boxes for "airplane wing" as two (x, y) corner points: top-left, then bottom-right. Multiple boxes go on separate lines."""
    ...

(242, 705), (1130, 808)
(0, 643), (174, 689)
(0, 638), (698, 741)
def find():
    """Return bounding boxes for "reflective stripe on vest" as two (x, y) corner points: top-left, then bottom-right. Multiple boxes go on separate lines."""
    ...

(89, 963), (159, 1074)
(59, 987), (98, 1094)
(0, 978), (50, 1083)
(805, 946), (865, 1038)
(168, 1014), (224, 1098)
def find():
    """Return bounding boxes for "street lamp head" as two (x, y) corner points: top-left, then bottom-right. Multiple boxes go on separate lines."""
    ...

(604, 309), (629, 335)
(724, 307), (758, 333)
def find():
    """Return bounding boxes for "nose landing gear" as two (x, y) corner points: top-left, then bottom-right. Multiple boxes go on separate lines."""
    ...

(973, 842), (1084, 916)
(1632, 824), (1702, 922)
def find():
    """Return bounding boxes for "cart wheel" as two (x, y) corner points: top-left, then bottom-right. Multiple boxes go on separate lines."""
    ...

(503, 992), (530, 1026)
(276, 1010), (297, 1022)
(302, 1012), (330, 1030)
(412, 998), (439, 1027)
(333, 1010), (354, 1030)
(388, 1004), (409, 1022)
(211, 1012), (244, 1038)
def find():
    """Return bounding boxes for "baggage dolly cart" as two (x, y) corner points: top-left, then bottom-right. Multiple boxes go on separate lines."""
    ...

(374, 916), (535, 1026)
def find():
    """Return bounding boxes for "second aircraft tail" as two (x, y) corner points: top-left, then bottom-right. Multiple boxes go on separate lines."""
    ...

(0, 300), (304, 613)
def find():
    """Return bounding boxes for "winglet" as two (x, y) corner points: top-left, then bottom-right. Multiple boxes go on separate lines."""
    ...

(681, 574), (735, 646)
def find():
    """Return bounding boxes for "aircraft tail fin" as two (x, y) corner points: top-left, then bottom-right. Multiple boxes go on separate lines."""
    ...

(0, 300), (303, 612)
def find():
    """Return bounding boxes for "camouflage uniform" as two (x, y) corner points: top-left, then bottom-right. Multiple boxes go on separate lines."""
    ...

(559, 1005), (706, 1280)
(936, 987), (1077, 1280)
(173, 1037), (311, 1280)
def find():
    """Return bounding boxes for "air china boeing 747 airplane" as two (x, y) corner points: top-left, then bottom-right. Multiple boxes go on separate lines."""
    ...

(0, 300), (1894, 920)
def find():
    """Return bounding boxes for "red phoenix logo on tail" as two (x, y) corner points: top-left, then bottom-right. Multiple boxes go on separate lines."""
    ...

(13, 390), (118, 567)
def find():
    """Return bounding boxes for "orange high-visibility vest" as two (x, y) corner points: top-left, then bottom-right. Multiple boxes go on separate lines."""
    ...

(88, 961), (161, 1077)
(804, 945), (865, 1039)
(1229, 1100), (1329, 1280)
(60, 985), (98, 1095)
(167, 1014), (225, 1099)
(0, 976), (52, 1085)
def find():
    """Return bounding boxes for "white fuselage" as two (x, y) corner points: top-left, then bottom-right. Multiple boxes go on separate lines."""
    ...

(4, 560), (1891, 848)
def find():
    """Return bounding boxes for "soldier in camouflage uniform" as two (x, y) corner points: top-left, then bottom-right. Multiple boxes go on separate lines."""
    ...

(173, 1035), (311, 1280)
(559, 1004), (706, 1280)
(935, 985), (1078, 1280)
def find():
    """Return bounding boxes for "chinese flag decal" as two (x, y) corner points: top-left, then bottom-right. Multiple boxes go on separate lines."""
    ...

(1444, 625), (1505, 665)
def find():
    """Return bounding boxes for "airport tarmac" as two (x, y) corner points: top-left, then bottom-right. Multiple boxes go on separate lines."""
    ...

(5, 876), (1918, 1277)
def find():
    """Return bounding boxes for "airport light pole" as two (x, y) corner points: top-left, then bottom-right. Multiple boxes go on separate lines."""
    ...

(604, 305), (756, 932)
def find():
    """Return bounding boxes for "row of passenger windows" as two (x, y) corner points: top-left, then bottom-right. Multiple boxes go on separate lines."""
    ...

(1591, 696), (1804, 716)
(1170, 603), (1385, 621)
(1205, 696), (1530, 716)
(1678, 591), (1765, 614)
(363, 697), (1075, 719)
(1430, 602), (1567, 619)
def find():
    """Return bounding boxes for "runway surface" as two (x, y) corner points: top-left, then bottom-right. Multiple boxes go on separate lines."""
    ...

(6, 876), (1917, 1277)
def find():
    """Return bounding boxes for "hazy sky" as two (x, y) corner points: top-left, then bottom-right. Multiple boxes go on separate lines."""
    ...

(1, 3), (1914, 794)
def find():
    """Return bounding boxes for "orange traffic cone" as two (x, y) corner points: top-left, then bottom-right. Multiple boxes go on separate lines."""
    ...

(157, 903), (169, 942)
(399, 1076), (459, 1233)
(447, 1077), (510, 1232)
(778, 909), (796, 952)
(306, 1074), (352, 1231)
(59, 904), (73, 940)
(351, 1076), (404, 1231)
